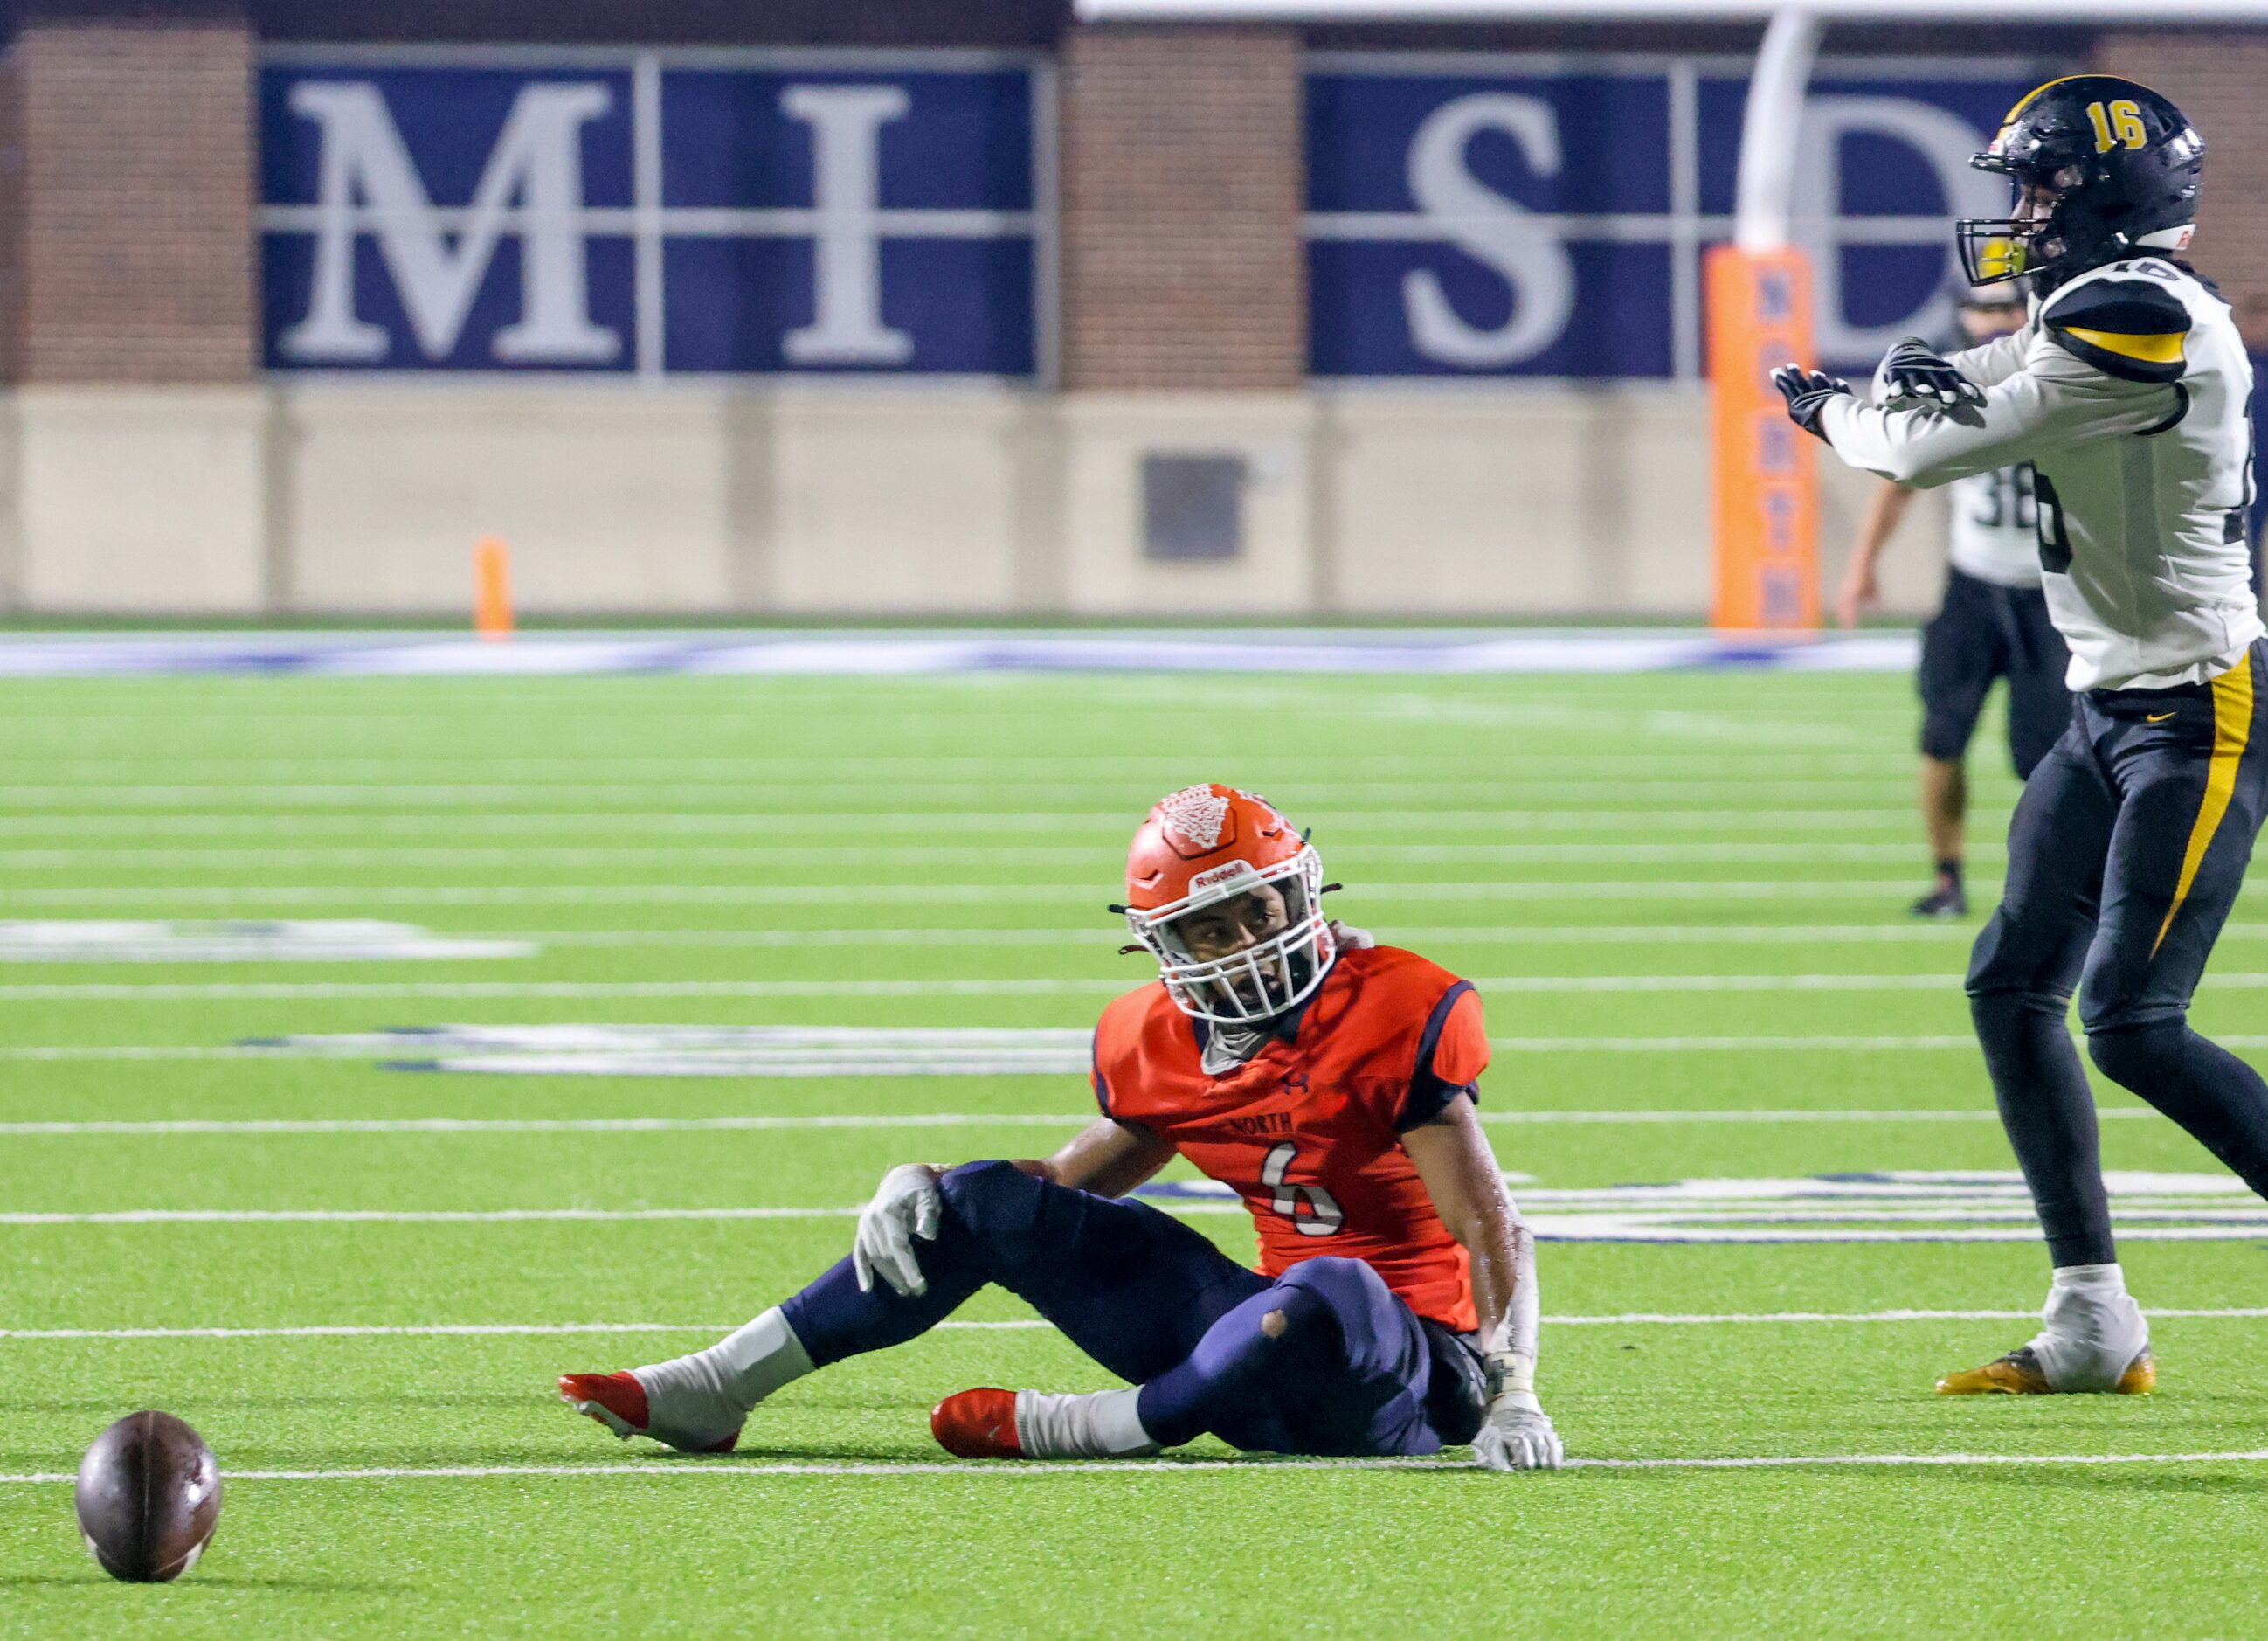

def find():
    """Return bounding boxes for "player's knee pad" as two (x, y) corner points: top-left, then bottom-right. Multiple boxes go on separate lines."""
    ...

(1274, 1257), (1381, 1329)
(2085, 1019), (2186, 1091)
(1967, 987), (2088, 1086)
(1919, 718), (1973, 765)
(934, 1159), (1041, 1243)
(1248, 1278), (1337, 1352)
(1967, 983), (2069, 1034)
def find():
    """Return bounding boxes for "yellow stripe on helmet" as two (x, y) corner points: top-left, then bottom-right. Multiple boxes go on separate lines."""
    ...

(2001, 74), (2091, 127)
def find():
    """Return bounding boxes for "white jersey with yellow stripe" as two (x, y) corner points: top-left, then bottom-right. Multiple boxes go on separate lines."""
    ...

(1826, 257), (2263, 691)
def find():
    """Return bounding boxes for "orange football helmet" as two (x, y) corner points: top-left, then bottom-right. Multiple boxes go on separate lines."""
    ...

(1119, 784), (1335, 1025)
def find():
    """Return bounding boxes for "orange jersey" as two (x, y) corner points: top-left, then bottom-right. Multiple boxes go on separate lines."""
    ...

(1091, 945), (1491, 1331)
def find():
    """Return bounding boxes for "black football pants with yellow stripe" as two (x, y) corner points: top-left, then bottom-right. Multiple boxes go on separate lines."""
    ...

(1967, 640), (2268, 1268)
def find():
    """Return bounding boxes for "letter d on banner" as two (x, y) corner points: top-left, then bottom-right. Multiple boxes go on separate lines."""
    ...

(1707, 246), (1818, 632)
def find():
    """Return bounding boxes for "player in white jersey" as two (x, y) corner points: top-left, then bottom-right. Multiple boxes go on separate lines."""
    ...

(1776, 76), (2268, 1396)
(1838, 286), (2071, 918)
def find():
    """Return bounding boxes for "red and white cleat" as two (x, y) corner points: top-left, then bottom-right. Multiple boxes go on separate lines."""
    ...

(930, 1388), (1024, 1458)
(558, 1371), (741, 1454)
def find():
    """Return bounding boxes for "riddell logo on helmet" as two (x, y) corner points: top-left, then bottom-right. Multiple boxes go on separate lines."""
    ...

(1190, 861), (1258, 892)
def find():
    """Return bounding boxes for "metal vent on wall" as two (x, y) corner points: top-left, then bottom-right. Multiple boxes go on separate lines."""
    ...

(1141, 454), (1246, 561)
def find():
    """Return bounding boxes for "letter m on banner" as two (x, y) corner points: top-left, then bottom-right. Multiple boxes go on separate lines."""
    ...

(261, 66), (637, 370)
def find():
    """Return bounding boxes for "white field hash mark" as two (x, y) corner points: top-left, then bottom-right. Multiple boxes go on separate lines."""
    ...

(3, 1451), (2268, 1485)
(0, 919), (532, 964)
(5, 1307), (2267, 1341)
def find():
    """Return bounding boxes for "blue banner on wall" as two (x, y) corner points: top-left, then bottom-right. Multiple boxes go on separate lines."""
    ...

(260, 49), (1042, 376)
(261, 48), (2045, 383)
(1306, 54), (2046, 379)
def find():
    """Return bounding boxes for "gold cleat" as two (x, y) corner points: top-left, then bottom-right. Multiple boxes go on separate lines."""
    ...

(1934, 1345), (2155, 1395)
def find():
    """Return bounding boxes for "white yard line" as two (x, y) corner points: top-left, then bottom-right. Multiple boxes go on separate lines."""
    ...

(0, 1450), (2264, 1484)
(0, 1109), (2173, 1136)
(5, 1037), (2264, 1062)
(5, 1307), (2265, 1341)
(488, 924), (1971, 947)
(6, 972), (2267, 1001)
(24, 922), (2252, 952)
(0, 1207), (874, 1224)
(0, 978), (1135, 1001)
(0, 843), (2003, 867)
(0, 756), (1931, 777)
(1491, 1035), (1983, 1050)
(4, 1210), (2263, 1240)
(510, 923), (2262, 949)
(0, 808), (1946, 837)
(0, 1038), (1995, 1062)
(0, 882), (2021, 906)
(1488, 1034), (2268, 1050)
(0, 782), (1922, 809)
(0, 1113), (1089, 1134)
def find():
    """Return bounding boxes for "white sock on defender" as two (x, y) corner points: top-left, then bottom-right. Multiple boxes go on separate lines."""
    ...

(634, 1307), (815, 1437)
(2029, 1263), (2149, 1390)
(1011, 1388), (1159, 1459)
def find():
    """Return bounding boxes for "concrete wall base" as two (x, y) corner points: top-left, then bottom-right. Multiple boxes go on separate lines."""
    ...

(0, 382), (1954, 621)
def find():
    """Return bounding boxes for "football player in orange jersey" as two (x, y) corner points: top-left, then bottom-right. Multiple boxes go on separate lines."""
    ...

(560, 785), (1561, 1470)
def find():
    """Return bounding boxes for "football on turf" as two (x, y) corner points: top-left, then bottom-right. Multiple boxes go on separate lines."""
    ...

(73, 1411), (221, 1582)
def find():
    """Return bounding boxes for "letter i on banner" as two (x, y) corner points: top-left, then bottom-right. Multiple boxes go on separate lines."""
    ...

(1706, 246), (1818, 631)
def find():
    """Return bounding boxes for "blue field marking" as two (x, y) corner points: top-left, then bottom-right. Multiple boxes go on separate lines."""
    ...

(0, 631), (1919, 678)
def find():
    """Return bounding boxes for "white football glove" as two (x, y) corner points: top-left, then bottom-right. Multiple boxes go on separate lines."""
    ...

(1471, 1391), (1563, 1472)
(1327, 919), (1377, 951)
(853, 1163), (944, 1298)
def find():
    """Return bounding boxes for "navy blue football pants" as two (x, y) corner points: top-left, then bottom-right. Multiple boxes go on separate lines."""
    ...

(779, 1160), (1467, 1456)
(1967, 640), (2268, 1266)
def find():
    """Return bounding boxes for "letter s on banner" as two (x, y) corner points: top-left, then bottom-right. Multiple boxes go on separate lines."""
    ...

(1400, 93), (1575, 369)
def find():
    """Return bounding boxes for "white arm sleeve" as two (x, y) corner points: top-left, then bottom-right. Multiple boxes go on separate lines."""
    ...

(1943, 322), (2038, 391)
(1828, 335), (2181, 489)
(1869, 322), (2035, 402)
(1487, 1200), (1542, 1393)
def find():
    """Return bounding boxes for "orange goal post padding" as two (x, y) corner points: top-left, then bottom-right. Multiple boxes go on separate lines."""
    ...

(1706, 244), (1819, 633)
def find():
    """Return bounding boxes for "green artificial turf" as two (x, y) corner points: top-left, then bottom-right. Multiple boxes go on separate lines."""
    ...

(1, 670), (2265, 1638)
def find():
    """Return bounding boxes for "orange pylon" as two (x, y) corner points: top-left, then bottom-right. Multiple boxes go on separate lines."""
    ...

(474, 537), (514, 640)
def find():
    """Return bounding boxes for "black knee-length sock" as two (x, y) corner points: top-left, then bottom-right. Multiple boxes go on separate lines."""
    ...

(2089, 1021), (2268, 1198)
(1972, 991), (2117, 1267)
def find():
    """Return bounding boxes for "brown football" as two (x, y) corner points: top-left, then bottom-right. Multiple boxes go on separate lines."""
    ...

(73, 1411), (222, 1582)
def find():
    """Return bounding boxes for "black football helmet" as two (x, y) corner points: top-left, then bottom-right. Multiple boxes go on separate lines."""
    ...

(1955, 75), (2204, 291)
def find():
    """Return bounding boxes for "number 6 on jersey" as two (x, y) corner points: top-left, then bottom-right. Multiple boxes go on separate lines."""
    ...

(1262, 1141), (1344, 1236)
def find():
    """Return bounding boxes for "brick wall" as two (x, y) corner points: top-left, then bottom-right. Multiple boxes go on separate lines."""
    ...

(1059, 25), (1305, 392)
(16, 10), (255, 384)
(2094, 31), (2268, 309)
(0, 59), (24, 384)
(255, 0), (1064, 47)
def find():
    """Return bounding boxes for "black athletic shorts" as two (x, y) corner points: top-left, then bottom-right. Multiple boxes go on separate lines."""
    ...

(1918, 566), (2072, 779)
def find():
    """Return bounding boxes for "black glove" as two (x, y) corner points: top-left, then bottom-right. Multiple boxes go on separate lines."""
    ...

(1771, 364), (1850, 441)
(1877, 336), (1986, 410)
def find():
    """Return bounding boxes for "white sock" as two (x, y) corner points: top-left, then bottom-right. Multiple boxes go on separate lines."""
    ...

(1011, 1388), (1159, 1460)
(2029, 1263), (2150, 1391)
(633, 1308), (814, 1442)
